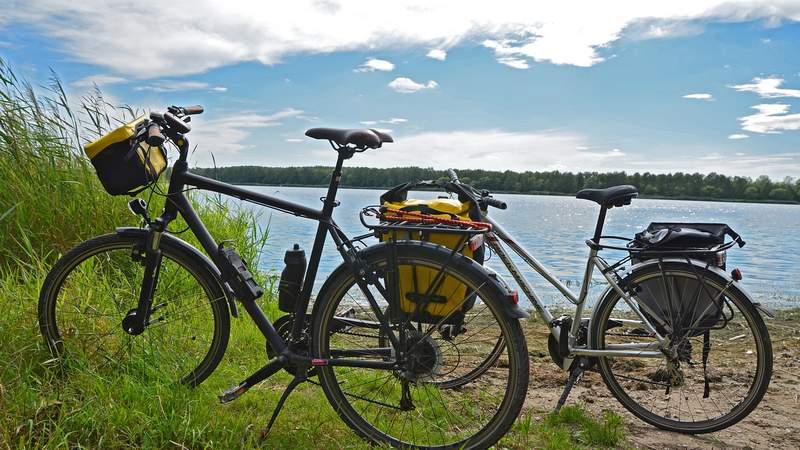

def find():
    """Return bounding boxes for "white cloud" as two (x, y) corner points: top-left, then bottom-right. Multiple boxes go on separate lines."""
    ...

(134, 81), (211, 92)
(728, 133), (749, 139)
(354, 58), (395, 72)
(426, 49), (447, 61)
(626, 19), (704, 40)
(189, 108), (303, 161)
(682, 93), (713, 100)
(388, 77), (438, 93)
(738, 103), (800, 134)
(71, 74), (127, 88)
(349, 129), (799, 178)
(496, 57), (530, 69)
(730, 76), (800, 98)
(6, 1), (800, 77)
(353, 130), (629, 172)
(211, 86), (228, 92)
(285, 138), (303, 143)
(361, 117), (408, 125)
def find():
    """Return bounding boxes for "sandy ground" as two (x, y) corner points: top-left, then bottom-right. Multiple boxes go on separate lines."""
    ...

(519, 313), (800, 449)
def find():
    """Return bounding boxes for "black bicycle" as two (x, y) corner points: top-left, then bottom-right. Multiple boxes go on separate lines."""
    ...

(38, 106), (529, 449)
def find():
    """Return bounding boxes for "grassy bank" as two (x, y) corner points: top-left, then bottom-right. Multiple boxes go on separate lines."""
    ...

(0, 60), (625, 449)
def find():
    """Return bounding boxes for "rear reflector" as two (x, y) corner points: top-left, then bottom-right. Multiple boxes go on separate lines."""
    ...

(469, 234), (484, 252)
(508, 290), (519, 304)
(731, 268), (743, 281)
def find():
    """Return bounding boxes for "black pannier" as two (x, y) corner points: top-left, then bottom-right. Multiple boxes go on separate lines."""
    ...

(627, 222), (744, 337)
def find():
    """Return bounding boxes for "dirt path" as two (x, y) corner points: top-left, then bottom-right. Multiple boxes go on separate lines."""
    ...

(520, 314), (800, 449)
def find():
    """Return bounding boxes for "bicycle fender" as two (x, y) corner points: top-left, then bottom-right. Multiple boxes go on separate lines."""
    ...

(314, 240), (528, 321)
(115, 227), (239, 318)
(626, 257), (761, 310)
(590, 258), (767, 344)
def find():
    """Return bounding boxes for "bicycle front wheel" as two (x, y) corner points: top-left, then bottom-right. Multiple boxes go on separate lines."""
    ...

(38, 233), (230, 386)
(590, 261), (772, 433)
(312, 242), (529, 449)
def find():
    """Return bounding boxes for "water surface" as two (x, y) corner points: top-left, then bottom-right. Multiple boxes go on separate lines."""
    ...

(240, 186), (799, 309)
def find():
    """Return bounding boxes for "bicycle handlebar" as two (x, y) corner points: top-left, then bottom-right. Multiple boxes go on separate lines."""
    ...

(164, 111), (191, 133)
(447, 168), (459, 183)
(484, 197), (507, 210)
(446, 168), (506, 210)
(145, 123), (165, 146)
(182, 105), (204, 115)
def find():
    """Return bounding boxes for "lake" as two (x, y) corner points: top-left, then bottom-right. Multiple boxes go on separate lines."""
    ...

(238, 185), (800, 309)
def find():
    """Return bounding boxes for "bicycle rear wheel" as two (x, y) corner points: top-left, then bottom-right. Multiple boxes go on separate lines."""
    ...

(590, 261), (772, 433)
(312, 242), (529, 449)
(38, 233), (230, 386)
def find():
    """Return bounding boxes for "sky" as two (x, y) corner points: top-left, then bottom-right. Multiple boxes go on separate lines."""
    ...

(1, 1), (800, 179)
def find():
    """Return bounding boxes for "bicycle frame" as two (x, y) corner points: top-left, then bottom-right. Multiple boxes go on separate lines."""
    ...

(482, 214), (667, 366)
(138, 135), (400, 376)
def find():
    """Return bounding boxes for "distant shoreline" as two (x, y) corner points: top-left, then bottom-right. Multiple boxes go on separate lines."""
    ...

(231, 182), (800, 205)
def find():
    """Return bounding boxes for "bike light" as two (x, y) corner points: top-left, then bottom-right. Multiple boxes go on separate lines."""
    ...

(731, 268), (743, 281)
(127, 198), (148, 217)
(714, 251), (727, 268)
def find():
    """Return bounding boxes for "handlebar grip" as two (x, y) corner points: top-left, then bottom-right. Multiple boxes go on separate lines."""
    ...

(183, 105), (204, 115)
(447, 169), (459, 183)
(164, 112), (191, 134)
(484, 197), (507, 210)
(145, 123), (165, 146)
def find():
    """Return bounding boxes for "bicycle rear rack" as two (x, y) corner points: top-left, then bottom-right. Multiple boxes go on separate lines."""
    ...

(359, 206), (491, 237)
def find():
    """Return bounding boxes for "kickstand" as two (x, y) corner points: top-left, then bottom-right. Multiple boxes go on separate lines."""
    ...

(554, 358), (589, 413)
(260, 375), (306, 440)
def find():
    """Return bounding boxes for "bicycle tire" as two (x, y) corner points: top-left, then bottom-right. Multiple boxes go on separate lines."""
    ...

(312, 241), (529, 449)
(589, 261), (772, 433)
(38, 232), (230, 387)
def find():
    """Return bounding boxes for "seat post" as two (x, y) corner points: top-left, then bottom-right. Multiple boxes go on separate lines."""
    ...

(322, 153), (346, 217)
(592, 206), (608, 242)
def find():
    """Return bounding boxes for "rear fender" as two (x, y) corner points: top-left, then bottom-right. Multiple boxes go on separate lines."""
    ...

(115, 227), (238, 318)
(314, 240), (528, 321)
(592, 258), (768, 339)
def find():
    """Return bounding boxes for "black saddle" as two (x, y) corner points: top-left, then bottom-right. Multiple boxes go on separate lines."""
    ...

(576, 185), (638, 207)
(305, 127), (393, 149)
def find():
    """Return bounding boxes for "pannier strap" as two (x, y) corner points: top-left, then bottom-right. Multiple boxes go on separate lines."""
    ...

(381, 207), (492, 231)
(634, 222), (745, 249)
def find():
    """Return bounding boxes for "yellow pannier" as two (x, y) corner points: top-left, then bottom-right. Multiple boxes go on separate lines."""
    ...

(84, 116), (167, 195)
(381, 198), (484, 322)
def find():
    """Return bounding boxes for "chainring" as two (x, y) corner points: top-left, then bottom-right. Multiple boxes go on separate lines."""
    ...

(267, 314), (314, 376)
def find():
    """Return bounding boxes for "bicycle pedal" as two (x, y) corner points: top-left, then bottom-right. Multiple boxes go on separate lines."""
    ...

(219, 383), (249, 404)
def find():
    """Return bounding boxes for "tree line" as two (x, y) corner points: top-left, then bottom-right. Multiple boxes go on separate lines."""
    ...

(192, 166), (800, 203)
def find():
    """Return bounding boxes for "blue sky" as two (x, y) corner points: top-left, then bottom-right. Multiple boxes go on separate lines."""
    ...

(1, 1), (799, 178)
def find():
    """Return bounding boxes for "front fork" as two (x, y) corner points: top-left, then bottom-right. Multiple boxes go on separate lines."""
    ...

(123, 219), (166, 335)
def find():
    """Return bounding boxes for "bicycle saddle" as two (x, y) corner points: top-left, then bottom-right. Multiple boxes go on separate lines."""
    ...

(576, 185), (638, 207)
(305, 127), (393, 149)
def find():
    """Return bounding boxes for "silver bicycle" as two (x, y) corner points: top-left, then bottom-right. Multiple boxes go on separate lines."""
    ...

(443, 168), (773, 434)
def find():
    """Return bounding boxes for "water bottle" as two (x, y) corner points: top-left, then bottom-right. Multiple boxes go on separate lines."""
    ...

(278, 244), (306, 313)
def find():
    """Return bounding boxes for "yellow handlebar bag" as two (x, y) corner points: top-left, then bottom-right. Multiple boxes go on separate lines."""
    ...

(84, 116), (167, 195)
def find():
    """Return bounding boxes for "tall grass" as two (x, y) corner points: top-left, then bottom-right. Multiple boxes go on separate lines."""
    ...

(0, 59), (266, 269)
